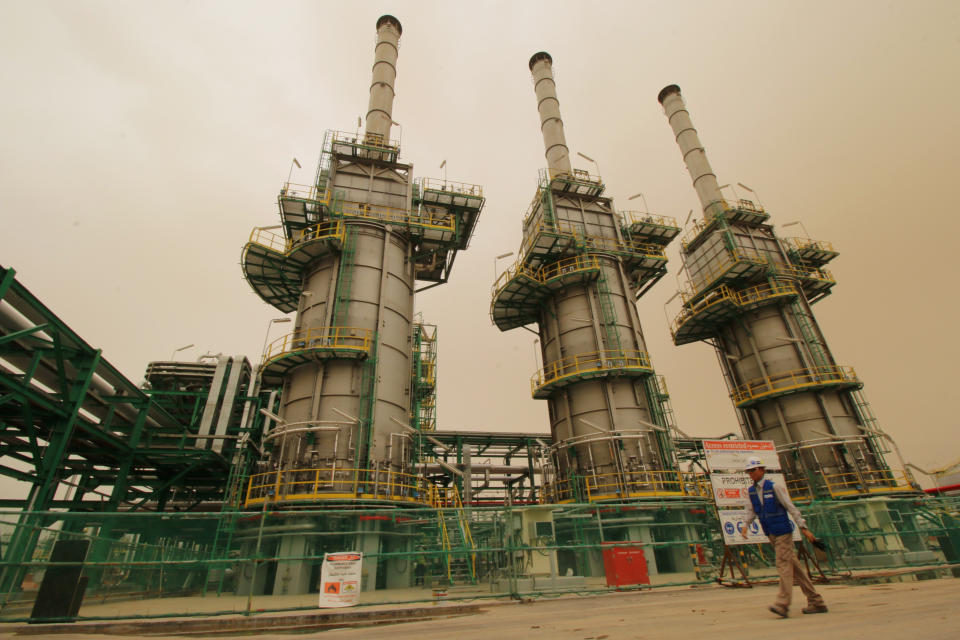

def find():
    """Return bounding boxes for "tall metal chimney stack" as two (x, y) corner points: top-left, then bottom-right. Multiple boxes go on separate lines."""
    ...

(365, 14), (402, 141)
(492, 52), (686, 509)
(660, 83), (916, 501)
(658, 85), (724, 219)
(529, 52), (572, 175)
(240, 13), (486, 595)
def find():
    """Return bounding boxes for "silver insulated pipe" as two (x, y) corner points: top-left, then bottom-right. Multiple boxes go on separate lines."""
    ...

(365, 15), (402, 142)
(658, 85), (724, 218)
(529, 52), (572, 175)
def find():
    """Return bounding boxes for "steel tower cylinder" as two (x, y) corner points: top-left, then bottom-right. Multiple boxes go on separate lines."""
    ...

(658, 85), (724, 219)
(365, 14), (402, 141)
(660, 85), (909, 498)
(529, 52), (572, 176)
(489, 53), (685, 503)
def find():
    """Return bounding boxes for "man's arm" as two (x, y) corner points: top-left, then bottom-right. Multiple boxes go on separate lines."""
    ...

(741, 490), (757, 538)
(773, 481), (815, 541)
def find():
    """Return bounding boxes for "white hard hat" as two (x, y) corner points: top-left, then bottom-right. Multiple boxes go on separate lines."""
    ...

(744, 456), (765, 471)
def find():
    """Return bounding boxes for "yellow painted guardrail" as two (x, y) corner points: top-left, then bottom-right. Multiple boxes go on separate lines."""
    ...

(585, 470), (688, 500)
(541, 470), (709, 503)
(822, 469), (915, 498)
(541, 466), (913, 505)
(492, 254), (601, 299)
(419, 178), (483, 198)
(248, 220), (344, 254)
(577, 232), (666, 259)
(279, 182), (330, 206)
(531, 349), (652, 396)
(340, 200), (455, 232)
(773, 264), (835, 285)
(263, 326), (373, 366)
(731, 364), (860, 406)
(330, 129), (399, 151)
(783, 237), (836, 254)
(620, 211), (679, 229)
(683, 247), (767, 300)
(681, 199), (767, 249)
(245, 466), (429, 507)
(671, 280), (797, 337)
(547, 167), (602, 185)
(513, 219), (667, 279)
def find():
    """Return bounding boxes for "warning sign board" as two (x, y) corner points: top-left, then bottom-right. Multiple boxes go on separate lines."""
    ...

(711, 472), (786, 507)
(703, 440), (779, 472)
(719, 507), (801, 546)
(318, 552), (362, 608)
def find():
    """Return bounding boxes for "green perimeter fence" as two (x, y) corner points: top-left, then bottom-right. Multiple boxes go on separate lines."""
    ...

(0, 495), (957, 623)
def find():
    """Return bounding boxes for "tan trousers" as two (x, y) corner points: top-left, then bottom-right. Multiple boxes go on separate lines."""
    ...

(769, 533), (824, 609)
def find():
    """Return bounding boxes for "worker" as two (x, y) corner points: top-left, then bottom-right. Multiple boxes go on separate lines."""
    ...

(741, 456), (828, 617)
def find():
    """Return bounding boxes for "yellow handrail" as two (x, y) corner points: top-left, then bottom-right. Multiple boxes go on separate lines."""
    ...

(730, 364), (860, 406)
(247, 220), (344, 255)
(280, 182), (330, 206)
(419, 178), (483, 197)
(547, 167), (602, 185)
(517, 217), (577, 263)
(620, 211), (679, 229)
(331, 129), (399, 151)
(263, 326), (373, 365)
(783, 237), (836, 254)
(682, 247), (767, 301)
(680, 199), (766, 249)
(541, 469), (709, 503)
(244, 466), (428, 507)
(671, 280), (797, 337)
(573, 231), (666, 259)
(531, 349), (653, 395)
(340, 200), (456, 232)
(822, 468), (914, 497)
(773, 264), (836, 284)
(492, 254), (601, 298)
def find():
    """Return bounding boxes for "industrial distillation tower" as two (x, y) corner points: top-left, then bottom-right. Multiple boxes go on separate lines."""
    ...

(491, 53), (687, 504)
(240, 15), (483, 508)
(658, 85), (914, 500)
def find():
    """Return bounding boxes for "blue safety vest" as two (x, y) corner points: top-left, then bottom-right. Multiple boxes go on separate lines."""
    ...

(747, 478), (793, 536)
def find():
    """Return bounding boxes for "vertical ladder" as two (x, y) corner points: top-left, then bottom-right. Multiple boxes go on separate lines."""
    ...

(540, 186), (556, 228)
(594, 266), (622, 353)
(331, 228), (356, 327)
(357, 333), (379, 475)
(207, 444), (248, 595)
(789, 300), (831, 369)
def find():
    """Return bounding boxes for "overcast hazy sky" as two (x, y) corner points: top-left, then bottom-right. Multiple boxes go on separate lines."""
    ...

(2, 1), (959, 495)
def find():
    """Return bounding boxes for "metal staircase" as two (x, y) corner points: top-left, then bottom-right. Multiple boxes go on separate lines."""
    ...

(430, 486), (477, 584)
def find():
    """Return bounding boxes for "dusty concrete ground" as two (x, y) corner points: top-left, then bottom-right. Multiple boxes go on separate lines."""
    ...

(1, 576), (958, 639)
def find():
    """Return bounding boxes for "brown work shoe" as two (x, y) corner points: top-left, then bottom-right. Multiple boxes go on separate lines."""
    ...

(769, 604), (788, 618)
(802, 604), (828, 614)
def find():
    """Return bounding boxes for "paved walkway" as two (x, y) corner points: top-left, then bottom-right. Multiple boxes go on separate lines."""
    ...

(2, 577), (958, 639)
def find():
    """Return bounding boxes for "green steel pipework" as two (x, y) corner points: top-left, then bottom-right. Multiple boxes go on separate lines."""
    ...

(0, 346), (101, 595)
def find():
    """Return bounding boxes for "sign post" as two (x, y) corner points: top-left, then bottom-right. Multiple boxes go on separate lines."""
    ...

(703, 440), (789, 586)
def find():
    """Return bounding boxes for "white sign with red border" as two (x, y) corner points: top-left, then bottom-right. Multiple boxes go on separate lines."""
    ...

(703, 440), (779, 472)
(711, 472), (787, 507)
(318, 552), (363, 608)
